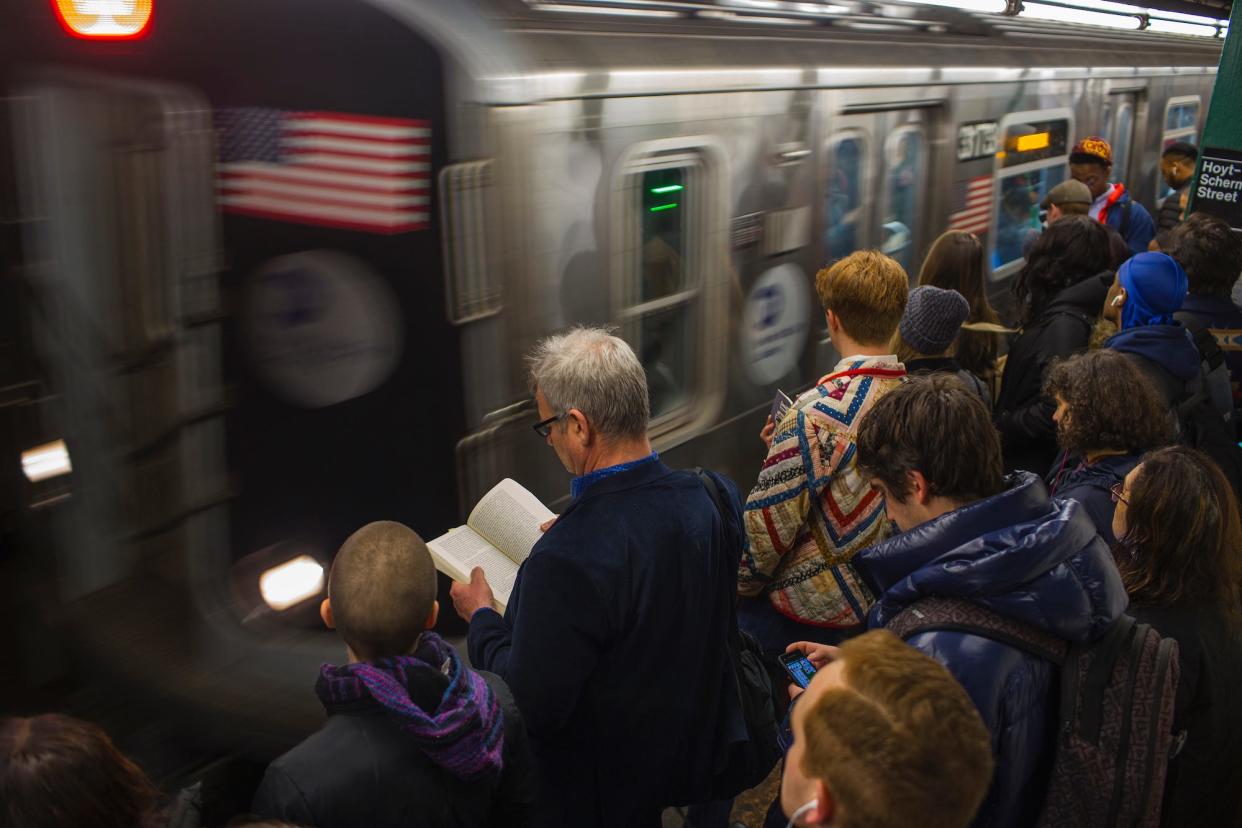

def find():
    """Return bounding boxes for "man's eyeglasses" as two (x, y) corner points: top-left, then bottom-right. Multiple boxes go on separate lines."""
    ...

(532, 412), (567, 438)
(1110, 483), (1129, 505)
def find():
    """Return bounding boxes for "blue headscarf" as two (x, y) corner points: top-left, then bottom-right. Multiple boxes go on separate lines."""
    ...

(1118, 252), (1188, 330)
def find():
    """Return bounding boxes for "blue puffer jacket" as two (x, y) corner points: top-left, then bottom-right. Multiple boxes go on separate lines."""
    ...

(855, 472), (1128, 828)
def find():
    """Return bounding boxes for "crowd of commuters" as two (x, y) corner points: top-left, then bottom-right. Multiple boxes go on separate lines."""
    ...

(4, 137), (1242, 828)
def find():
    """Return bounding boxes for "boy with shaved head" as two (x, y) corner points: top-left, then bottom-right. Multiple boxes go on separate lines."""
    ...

(252, 521), (535, 828)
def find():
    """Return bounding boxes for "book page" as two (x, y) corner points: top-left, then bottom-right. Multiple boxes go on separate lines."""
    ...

(426, 525), (520, 611)
(466, 478), (554, 564)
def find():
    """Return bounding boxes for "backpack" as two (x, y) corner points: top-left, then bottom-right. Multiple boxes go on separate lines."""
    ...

(694, 469), (782, 800)
(888, 596), (1182, 828)
(1173, 328), (1242, 498)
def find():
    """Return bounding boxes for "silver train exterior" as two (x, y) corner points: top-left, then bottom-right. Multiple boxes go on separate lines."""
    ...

(0, 0), (1222, 745)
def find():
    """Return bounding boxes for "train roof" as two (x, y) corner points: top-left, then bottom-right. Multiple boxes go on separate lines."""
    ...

(388, 0), (1223, 104)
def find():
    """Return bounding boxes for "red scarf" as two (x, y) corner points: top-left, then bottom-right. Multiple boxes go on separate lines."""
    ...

(1097, 182), (1126, 224)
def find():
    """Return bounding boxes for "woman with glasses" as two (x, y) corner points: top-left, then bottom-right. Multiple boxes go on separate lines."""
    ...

(1042, 349), (1170, 545)
(1110, 445), (1242, 826)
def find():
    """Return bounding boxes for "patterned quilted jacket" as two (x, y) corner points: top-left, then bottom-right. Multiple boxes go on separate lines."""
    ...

(857, 472), (1128, 828)
(739, 355), (906, 627)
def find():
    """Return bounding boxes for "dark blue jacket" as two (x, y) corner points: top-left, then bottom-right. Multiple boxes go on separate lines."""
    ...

(1104, 324), (1201, 407)
(1046, 452), (1142, 546)
(1103, 187), (1156, 255)
(855, 472), (1128, 828)
(468, 459), (741, 828)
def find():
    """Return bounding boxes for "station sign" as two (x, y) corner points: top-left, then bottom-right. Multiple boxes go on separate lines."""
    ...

(1195, 147), (1242, 232)
(957, 121), (999, 162)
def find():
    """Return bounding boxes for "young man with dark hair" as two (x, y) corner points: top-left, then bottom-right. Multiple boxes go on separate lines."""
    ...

(810, 375), (1128, 828)
(741, 250), (908, 654)
(1069, 136), (1155, 254)
(1166, 212), (1242, 424)
(780, 630), (994, 828)
(1157, 142), (1199, 232)
(252, 521), (536, 828)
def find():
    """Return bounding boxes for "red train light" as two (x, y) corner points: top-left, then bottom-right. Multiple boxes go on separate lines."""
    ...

(50, 0), (153, 40)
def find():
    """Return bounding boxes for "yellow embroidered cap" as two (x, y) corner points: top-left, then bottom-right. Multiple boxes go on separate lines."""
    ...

(1070, 136), (1112, 166)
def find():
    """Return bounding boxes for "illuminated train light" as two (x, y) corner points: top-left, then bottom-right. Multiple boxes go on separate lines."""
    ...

(21, 440), (72, 483)
(258, 556), (325, 611)
(51, 0), (153, 40)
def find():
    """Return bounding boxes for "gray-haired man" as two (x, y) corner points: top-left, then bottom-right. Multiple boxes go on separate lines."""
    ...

(450, 327), (745, 828)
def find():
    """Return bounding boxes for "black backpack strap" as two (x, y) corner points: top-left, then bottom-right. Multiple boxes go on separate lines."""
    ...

(1191, 325), (1227, 372)
(695, 467), (744, 651)
(1119, 198), (1132, 240)
(887, 595), (1069, 664)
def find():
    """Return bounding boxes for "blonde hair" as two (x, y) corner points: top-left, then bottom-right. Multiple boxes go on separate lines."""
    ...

(816, 251), (909, 346)
(798, 630), (994, 828)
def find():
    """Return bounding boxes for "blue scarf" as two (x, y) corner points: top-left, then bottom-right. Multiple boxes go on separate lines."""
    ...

(1119, 252), (1188, 330)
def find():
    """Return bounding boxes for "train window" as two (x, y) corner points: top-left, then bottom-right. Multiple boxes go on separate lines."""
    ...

(882, 127), (923, 272)
(1113, 103), (1134, 181)
(1158, 96), (1201, 198)
(825, 133), (866, 262)
(990, 110), (1074, 275)
(639, 168), (688, 303)
(615, 143), (727, 432)
(998, 117), (1070, 169)
(1165, 99), (1200, 132)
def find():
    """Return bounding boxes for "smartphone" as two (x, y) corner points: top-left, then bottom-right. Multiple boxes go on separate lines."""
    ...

(778, 651), (818, 689)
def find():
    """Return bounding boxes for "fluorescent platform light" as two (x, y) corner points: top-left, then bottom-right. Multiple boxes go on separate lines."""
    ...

(535, 3), (681, 16)
(907, 0), (1008, 13)
(1146, 18), (1219, 35)
(258, 555), (325, 611)
(1021, 3), (1142, 29)
(21, 440), (72, 483)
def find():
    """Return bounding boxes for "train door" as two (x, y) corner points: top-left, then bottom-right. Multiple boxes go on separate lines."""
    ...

(1102, 91), (1141, 187)
(824, 108), (933, 278)
(11, 73), (226, 604)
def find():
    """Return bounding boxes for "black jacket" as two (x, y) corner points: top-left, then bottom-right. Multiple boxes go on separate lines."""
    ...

(1128, 604), (1242, 826)
(468, 459), (742, 828)
(251, 669), (536, 828)
(995, 273), (1110, 474)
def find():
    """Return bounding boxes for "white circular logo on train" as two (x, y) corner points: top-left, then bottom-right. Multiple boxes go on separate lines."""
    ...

(742, 263), (811, 385)
(245, 250), (402, 408)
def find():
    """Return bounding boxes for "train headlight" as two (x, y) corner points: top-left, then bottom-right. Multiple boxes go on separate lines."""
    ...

(21, 440), (72, 483)
(51, 0), (154, 40)
(258, 556), (325, 612)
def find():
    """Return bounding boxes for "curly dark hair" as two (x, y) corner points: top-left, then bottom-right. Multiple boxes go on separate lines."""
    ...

(1162, 212), (1242, 298)
(1118, 446), (1242, 629)
(1013, 215), (1114, 326)
(1042, 350), (1171, 457)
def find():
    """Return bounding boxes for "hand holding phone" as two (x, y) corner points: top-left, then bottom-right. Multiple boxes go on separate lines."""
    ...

(779, 651), (819, 690)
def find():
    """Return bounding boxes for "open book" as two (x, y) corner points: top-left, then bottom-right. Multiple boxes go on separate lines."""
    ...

(427, 478), (554, 613)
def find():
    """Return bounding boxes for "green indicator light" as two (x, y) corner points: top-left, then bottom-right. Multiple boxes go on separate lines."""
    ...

(649, 203), (680, 213)
(649, 184), (684, 194)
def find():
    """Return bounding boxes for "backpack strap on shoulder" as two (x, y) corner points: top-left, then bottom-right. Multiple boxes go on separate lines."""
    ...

(1119, 198), (1132, 240)
(887, 595), (1069, 664)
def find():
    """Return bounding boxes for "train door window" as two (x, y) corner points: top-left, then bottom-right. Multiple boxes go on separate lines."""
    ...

(614, 143), (726, 434)
(880, 127), (924, 273)
(825, 132), (867, 262)
(990, 110), (1073, 275)
(1112, 102), (1134, 183)
(1158, 96), (1201, 198)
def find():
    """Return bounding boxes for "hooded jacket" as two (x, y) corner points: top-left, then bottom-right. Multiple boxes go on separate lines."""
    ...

(252, 638), (537, 828)
(1046, 452), (1142, 546)
(1104, 324), (1201, 407)
(996, 273), (1110, 474)
(856, 472), (1128, 828)
(1098, 183), (1156, 255)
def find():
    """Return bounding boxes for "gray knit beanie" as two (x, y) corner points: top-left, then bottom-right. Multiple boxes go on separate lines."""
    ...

(899, 285), (970, 356)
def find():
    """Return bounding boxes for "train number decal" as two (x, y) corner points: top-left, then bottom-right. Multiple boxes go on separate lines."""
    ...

(957, 121), (1000, 162)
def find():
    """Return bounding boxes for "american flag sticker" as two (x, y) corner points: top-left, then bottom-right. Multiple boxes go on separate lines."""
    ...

(216, 109), (431, 235)
(947, 175), (994, 236)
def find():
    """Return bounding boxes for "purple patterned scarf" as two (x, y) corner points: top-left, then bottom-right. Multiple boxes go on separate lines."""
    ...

(316, 632), (504, 781)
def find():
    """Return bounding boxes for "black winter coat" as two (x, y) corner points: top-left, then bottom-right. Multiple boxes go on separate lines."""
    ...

(995, 273), (1110, 474)
(1128, 603), (1242, 826)
(251, 670), (537, 828)
(468, 459), (742, 828)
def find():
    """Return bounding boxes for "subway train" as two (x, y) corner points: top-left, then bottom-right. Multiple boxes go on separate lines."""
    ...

(0, 0), (1224, 756)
